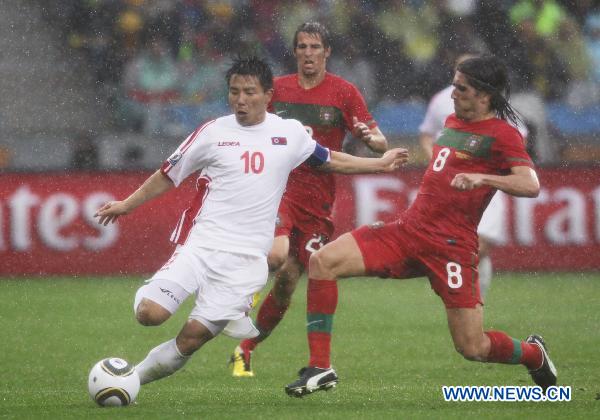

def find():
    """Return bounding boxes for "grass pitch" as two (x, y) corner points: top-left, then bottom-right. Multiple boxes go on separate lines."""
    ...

(0, 273), (598, 419)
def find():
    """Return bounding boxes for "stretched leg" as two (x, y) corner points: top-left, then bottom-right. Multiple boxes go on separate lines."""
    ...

(132, 278), (202, 385)
(446, 305), (490, 362)
(246, 255), (303, 347)
(133, 280), (208, 385)
(446, 306), (556, 391)
(234, 229), (331, 377)
(286, 232), (366, 397)
(232, 256), (303, 376)
(232, 236), (300, 376)
(250, 235), (301, 345)
(137, 319), (214, 385)
(307, 232), (366, 367)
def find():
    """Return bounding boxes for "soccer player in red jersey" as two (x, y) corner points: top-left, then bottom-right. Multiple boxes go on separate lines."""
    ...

(285, 55), (557, 396)
(230, 22), (388, 377)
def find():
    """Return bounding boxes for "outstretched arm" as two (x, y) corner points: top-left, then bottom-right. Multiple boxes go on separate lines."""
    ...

(94, 170), (174, 225)
(451, 166), (540, 197)
(318, 148), (409, 174)
(352, 116), (388, 153)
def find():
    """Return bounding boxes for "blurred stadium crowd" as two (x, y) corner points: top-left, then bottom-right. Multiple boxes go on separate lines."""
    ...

(29, 0), (600, 166)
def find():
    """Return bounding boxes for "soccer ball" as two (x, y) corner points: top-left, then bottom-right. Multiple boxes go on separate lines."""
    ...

(88, 357), (140, 407)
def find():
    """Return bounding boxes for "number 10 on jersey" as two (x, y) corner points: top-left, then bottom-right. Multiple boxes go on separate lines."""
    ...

(241, 151), (264, 174)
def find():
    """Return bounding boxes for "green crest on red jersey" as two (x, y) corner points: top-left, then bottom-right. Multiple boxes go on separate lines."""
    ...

(436, 128), (495, 158)
(272, 102), (344, 128)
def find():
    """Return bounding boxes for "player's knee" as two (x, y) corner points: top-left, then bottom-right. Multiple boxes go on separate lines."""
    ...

(176, 334), (203, 355)
(454, 342), (486, 362)
(308, 250), (326, 277)
(176, 319), (215, 355)
(135, 299), (170, 326)
(308, 249), (334, 278)
(267, 249), (287, 271)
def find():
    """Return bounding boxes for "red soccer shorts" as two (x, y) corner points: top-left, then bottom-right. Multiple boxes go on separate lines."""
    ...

(351, 220), (482, 309)
(275, 198), (334, 269)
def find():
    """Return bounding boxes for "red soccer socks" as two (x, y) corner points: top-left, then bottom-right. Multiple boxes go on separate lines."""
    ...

(485, 330), (543, 370)
(307, 278), (338, 368)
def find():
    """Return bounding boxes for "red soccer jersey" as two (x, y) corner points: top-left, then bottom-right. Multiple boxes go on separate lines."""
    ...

(269, 73), (376, 218)
(405, 114), (534, 251)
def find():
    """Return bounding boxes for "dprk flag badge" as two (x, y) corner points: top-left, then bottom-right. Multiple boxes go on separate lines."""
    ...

(271, 137), (287, 145)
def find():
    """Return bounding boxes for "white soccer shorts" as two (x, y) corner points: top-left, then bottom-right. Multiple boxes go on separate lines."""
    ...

(136, 244), (267, 336)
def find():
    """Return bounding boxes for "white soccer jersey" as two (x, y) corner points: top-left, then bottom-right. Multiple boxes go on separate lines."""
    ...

(161, 113), (321, 256)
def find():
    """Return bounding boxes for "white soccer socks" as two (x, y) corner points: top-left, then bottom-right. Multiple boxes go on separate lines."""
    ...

(136, 339), (190, 385)
(222, 316), (260, 339)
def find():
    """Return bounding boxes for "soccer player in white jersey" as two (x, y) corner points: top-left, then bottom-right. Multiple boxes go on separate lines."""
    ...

(94, 56), (409, 387)
(419, 54), (528, 299)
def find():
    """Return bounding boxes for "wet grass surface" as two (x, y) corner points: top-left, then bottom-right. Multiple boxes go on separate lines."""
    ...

(0, 273), (598, 419)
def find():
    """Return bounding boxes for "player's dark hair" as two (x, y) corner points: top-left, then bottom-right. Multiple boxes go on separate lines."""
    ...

(456, 55), (523, 127)
(293, 22), (331, 50)
(226, 56), (273, 92)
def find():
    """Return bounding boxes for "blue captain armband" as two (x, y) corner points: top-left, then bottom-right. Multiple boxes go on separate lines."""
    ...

(306, 143), (331, 167)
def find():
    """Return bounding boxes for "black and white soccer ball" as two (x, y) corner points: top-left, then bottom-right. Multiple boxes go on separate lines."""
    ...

(88, 357), (140, 407)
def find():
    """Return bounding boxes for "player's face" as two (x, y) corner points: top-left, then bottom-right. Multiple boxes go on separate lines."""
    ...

(294, 32), (331, 78)
(451, 71), (491, 122)
(228, 74), (273, 126)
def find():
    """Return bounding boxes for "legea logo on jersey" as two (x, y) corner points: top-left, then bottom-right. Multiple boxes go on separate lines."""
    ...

(218, 141), (241, 146)
(271, 137), (287, 145)
(168, 151), (182, 166)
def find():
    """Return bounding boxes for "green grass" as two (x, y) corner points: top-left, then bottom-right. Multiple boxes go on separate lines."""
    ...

(0, 273), (598, 419)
